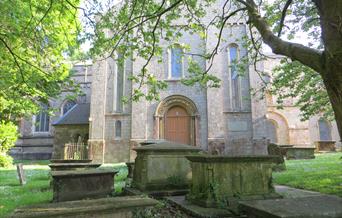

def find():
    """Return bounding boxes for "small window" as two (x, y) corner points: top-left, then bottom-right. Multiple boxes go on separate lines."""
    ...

(115, 120), (122, 138)
(62, 100), (76, 115)
(318, 118), (332, 141)
(229, 45), (240, 110)
(35, 104), (50, 132)
(171, 47), (183, 78)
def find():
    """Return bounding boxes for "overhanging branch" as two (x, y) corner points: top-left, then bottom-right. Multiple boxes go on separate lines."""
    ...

(238, 0), (323, 73)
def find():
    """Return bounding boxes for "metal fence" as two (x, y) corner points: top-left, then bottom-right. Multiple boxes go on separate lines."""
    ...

(63, 143), (89, 160)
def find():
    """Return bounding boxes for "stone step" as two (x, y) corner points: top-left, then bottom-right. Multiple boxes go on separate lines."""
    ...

(239, 195), (342, 218)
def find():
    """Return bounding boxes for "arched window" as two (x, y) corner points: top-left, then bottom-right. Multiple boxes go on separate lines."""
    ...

(318, 118), (332, 141)
(35, 104), (50, 132)
(229, 44), (240, 110)
(62, 100), (76, 115)
(170, 47), (183, 78)
(116, 53), (124, 112)
(266, 119), (278, 144)
(115, 120), (122, 138)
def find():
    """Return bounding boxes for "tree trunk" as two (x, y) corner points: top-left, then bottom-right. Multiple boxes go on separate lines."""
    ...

(315, 0), (342, 141)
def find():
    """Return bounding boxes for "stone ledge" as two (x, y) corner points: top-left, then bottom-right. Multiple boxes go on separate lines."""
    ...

(10, 196), (159, 218)
(51, 169), (116, 177)
(186, 155), (280, 163)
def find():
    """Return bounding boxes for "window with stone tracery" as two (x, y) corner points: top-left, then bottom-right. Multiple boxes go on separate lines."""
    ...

(34, 103), (50, 132)
(116, 53), (124, 112)
(170, 46), (183, 78)
(229, 44), (241, 110)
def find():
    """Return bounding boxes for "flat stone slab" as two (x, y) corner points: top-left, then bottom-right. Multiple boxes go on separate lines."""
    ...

(10, 196), (159, 218)
(239, 195), (342, 218)
(165, 195), (237, 218)
(50, 159), (92, 163)
(124, 187), (188, 198)
(48, 163), (101, 171)
(275, 185), (322, 198)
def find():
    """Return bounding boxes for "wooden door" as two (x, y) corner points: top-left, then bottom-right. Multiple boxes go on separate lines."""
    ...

(165, 106), (190, 145)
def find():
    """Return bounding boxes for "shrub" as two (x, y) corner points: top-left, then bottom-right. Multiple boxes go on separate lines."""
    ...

(0, 152), (13, 168)
(0, 121), (18, 167)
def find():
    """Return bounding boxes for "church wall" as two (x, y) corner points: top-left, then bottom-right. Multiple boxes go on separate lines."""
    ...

(206, 23), (255, 154)
(130, 31), (208, 153)
(264, 55), (341, 148)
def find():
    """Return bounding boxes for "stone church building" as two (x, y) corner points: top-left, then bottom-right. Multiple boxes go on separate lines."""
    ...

(87, 20), (273, 163)
(13, 8), (340, 161)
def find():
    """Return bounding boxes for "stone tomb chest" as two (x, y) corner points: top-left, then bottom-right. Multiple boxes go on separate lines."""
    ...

(132, 141), (201, 191)
(186, 155), (280, 208)
(52, 169), (117, 202)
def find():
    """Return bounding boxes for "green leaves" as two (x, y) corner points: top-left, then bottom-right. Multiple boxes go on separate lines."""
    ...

(0, 0), (81, 121)
(268, 59), (333, 121)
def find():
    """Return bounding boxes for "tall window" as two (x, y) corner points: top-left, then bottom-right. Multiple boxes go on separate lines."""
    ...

(35, 104), (50, 132)
(229, 45), (240, 110)
(318, 118), (332, 141)
(115, 120), (122, 138)
(170, 47), (183, 78)
(62, 100), (76, 115)
(266, 119), (278, 143)
(116, 53), (124, 112)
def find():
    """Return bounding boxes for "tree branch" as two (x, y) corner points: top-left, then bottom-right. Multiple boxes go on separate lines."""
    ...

(278, 0), (292, 37)
(239, 0), (323, 73)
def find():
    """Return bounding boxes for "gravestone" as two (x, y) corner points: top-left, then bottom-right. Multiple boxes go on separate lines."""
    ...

(315, 141), (336, 152)
(285, 147), (315, 159)
(132, 141), (201, 192)
(267, 143), (286, 171)
(16, 163), (26, 185)
(186, 155), (280, 212)
(51, 169), (117, 202)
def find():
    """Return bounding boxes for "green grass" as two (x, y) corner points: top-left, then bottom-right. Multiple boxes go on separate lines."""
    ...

(273, 152), (342, 197)
(0, 161), (128, 217)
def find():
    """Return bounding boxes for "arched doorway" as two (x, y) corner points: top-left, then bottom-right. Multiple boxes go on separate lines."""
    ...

(154, 95), (199, 146)
(165, 106), (191, 145)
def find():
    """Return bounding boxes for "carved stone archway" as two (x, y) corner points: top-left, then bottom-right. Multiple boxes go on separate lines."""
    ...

(154, 95), (199, 146)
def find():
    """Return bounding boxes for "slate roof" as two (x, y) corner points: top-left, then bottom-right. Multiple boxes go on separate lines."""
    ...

(53, 103), (90, 125)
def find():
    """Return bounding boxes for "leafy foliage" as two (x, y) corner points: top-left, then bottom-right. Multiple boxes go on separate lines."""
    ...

(268, 59), (333, 120)
(0, 121), (18, 167)
(0, 0), (81, 121)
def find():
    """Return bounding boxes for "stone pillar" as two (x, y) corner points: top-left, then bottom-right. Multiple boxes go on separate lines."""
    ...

(88, 139), (105, 163)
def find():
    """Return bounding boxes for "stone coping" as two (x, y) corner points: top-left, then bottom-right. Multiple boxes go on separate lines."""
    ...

(286, 146), (315, 149)
(133, 141), (202, 152)
(315, 140), (336, 143)
(50, 159), (92, 163)
(277, 144), (294, 148)
(10, 196), (159, 218)
(51, 169), (117, 177)
(186, 155), (280, 163)
(49, 163), (101, 167)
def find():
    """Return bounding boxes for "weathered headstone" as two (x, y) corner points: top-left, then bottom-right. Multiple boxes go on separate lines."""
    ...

(16, 163), (26, 185)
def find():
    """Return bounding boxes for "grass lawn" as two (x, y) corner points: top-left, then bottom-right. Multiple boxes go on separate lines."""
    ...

(0, 161), (127, 217)
(273, 152), (342, 197)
